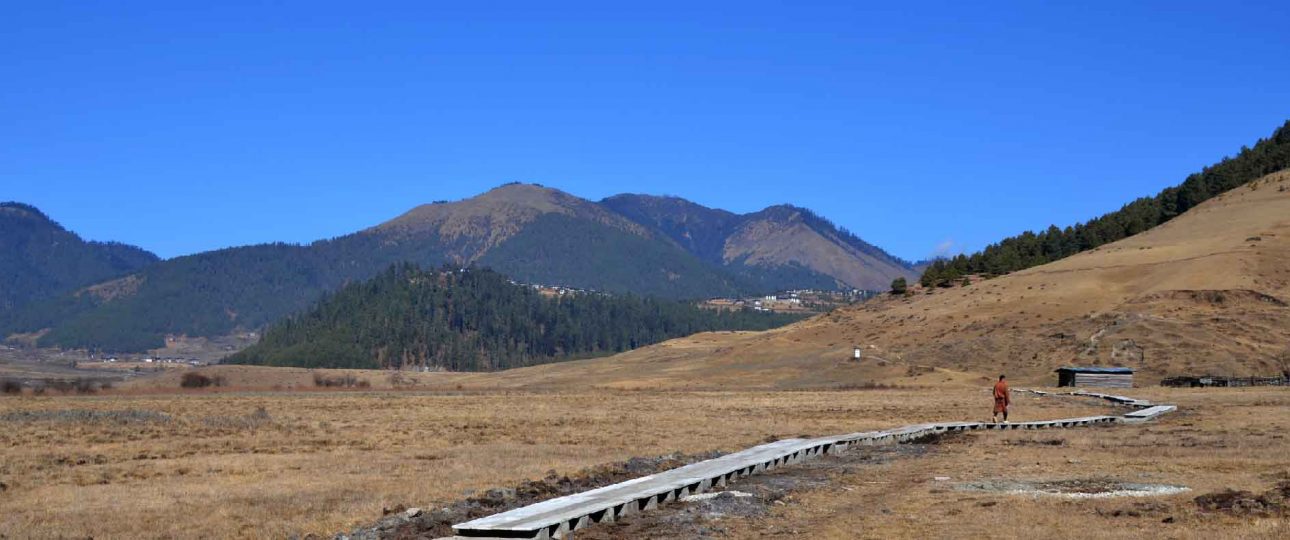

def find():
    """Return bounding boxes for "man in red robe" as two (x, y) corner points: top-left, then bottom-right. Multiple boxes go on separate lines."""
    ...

(992, 375), (1010, 423)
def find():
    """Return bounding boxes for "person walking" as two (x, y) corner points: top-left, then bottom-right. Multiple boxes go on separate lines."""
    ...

(992, 375), (1010, 423)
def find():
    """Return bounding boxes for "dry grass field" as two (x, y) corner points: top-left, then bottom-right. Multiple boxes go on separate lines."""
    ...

(3, 171), (1286, 539)
(0, 386), (1111, 539)
(713, 387), (1290, 539)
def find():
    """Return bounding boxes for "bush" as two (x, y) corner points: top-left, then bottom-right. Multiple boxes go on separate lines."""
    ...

(74, 379), (99, 394)
(312, 372), (366, 388)
(890, 277), (908, 295)
(47, 380), (74, 394)
(1, 380), (22, 395)
(181, 372), (214, 388)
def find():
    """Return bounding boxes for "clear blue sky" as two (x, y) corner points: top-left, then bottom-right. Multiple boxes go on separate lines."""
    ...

(4, 1), (1288, 261)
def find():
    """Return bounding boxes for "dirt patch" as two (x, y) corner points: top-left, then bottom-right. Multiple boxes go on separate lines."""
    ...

(1001, 437), (1065, 447)
(1096, 500), (1174, 519)
(1193, 481), (1290, 516)
(335, 451), (723, 539)
(571, 438), (943, 539)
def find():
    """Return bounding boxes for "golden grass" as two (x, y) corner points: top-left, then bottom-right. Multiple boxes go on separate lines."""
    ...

(720, 387), (1290, 539)
(0, 387), (1108, 539)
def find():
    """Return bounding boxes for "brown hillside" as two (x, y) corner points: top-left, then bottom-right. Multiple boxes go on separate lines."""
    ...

(466, 171), (1290, 389)
(373, 183), (650, 262)
(724, 208), (916, 290)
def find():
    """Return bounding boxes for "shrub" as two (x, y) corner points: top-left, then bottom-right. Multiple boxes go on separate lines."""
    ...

(180, 372), (214, 388)
(74, 379), (99, 394)
(832, 381), (893, 391)
(1, 380), (22, 395)
(47, 380), (75, 394)
(313, 372), (365, 388)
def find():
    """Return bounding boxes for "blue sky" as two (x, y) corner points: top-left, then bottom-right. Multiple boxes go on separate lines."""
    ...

(3, 1), (1288, 261)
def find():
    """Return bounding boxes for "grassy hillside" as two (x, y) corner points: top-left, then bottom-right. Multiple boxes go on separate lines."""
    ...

(922, 120), (1290, 286)
(227, 264), (805, 370)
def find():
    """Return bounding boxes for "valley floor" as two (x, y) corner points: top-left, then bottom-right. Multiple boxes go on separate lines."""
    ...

(0, 386), (1285, 538)
(575, 387), (1289, 539)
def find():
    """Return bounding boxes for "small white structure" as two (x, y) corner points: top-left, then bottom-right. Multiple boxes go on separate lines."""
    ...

(853, 346), (862, 361)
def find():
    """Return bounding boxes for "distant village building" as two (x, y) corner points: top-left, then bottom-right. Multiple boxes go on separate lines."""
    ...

(1055, 366), (1134, 388)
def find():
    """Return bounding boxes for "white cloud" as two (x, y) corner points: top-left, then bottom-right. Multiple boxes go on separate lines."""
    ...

(929, 239), (957, 259)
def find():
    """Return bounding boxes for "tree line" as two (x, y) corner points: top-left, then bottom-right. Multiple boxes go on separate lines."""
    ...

(921, 120), (1290, 287)
(226, 264), (807, 371)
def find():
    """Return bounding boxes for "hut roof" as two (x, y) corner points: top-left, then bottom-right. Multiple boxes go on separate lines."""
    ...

(1054, 366), (1134, 374)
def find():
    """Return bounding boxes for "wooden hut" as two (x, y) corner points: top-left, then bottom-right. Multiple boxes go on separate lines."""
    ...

(1055, 366), (1134, 388)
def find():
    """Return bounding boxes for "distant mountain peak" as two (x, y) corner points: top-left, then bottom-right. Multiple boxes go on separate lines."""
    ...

(0, 202), (158, 313)
(749, 204), (807, 220)
(602, 193), (914, 290)
(0, 201), (55, 224)
(377, 183), (571, 233)
(371, 182), (651, 264)
(475, 182), (570, 206)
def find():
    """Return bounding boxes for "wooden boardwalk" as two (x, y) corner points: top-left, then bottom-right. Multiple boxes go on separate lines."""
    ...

(453, 392), (1169, 539)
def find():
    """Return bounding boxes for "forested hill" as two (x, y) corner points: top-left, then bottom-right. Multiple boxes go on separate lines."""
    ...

(0, 202), (158, 312)
(921, 120), (1290, 286)
(4, 183), (904, 353)
(226, 265), (807, 371)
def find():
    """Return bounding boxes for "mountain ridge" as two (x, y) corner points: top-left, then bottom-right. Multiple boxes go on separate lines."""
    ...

(443, 169), (1290, 390)
(1, 187), (907, 351)
(600, 194), (916, 290)
(0, 202), (159, 312)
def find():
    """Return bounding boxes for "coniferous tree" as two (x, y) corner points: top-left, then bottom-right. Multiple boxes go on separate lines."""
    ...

(226, 265), (807, 371)
(920, 120), (1290, 284)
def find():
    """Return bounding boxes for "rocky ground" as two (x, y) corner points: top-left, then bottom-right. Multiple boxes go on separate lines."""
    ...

(332, 451), (725, 540)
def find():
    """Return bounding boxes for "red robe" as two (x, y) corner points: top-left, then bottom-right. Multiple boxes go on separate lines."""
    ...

(993, 380), (1010, 413)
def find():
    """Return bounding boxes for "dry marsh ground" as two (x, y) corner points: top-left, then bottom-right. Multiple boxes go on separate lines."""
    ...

(713, 387), (1289, 539)
(0, 386), (1283, 539)
(0, 387), (1110, 538)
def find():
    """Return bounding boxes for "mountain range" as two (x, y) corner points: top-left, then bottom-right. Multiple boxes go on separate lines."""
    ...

(429, 169), (1290, 390)
(336, 119), (1290, 388)
(0, 185), (915, 351)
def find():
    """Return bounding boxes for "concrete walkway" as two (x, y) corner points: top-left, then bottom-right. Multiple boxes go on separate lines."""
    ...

(452, 392), (1174, 539)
